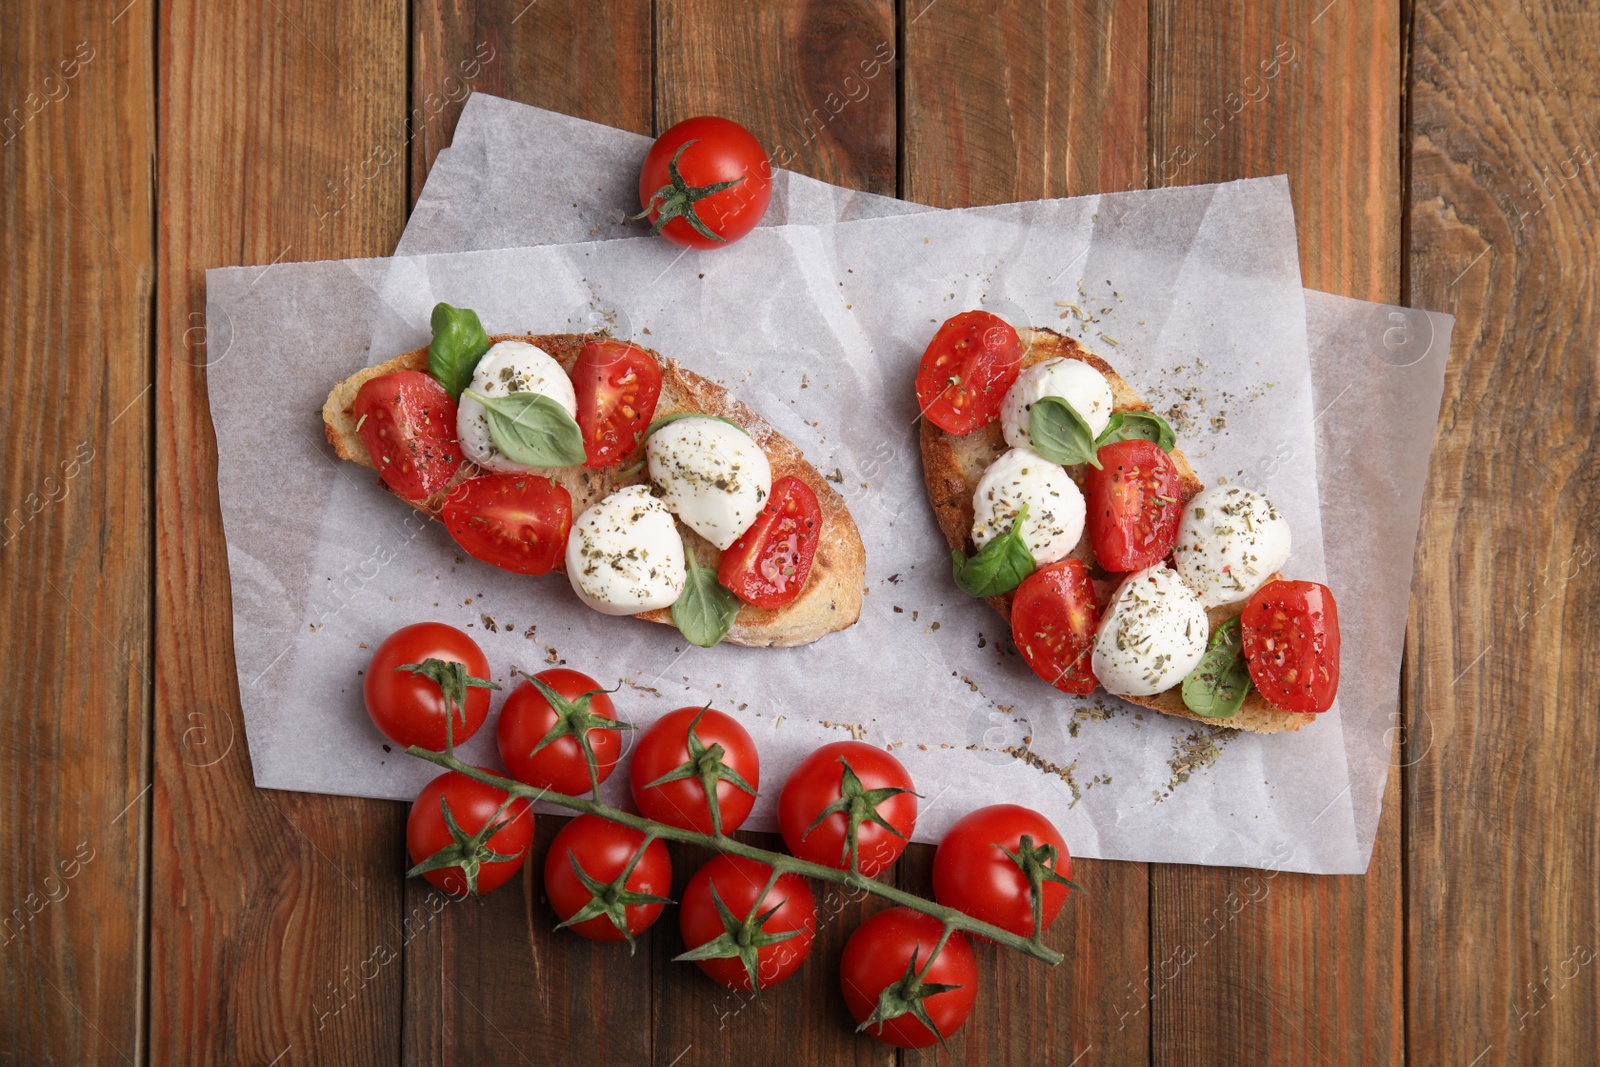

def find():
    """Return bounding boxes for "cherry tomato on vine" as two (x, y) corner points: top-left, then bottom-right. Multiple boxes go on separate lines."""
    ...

(1011, 558), (1101, 695)
(1083, 438), (1183, 572)
(840, 908), (978, 1049)
(716, 475), (823, 609)
(405, 768), (533, 897)
(914, 311), (1023, 435)
(629, 706), (759, 835)
(678, 854), (816, 991)
(572, 339), (663, 468)
(497, 668), (626, 796)
(932, 804), (1077, 939)
(352, 370), (462, 501)
(777, 741), (917, 876)
(636, 116), (772, 249)
(363, 622), (498, 750)
(1241, 579), (1341, 713)
(440, 474), (572, 576)
(544, 814), (671, 943)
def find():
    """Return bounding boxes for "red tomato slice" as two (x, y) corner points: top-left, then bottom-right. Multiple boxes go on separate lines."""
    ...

(716, 475), (822, 608)
(1084, 438), (1182, 571)
(440, 474), (572, 575)
(1011, 559), (1101, 694)
(572, 339), (663, 468)
(914, 311), (1023, 435)
(1241, 580), (1341, 713)
(352, 370), (462, 501)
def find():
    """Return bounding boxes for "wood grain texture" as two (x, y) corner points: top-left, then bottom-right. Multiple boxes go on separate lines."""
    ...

(1406, 0), (1600, 1062)
(902, 0), (1149, 206)
(1146, 2), (1406, 1063)
(400, 4), (658, 1063)
(151, 2), (410, 1063)
(0, 2), (152, 1065)
(655, 0), (897, 195)
(900, 2), (1152, 1063)
(409, 0), (653, 202)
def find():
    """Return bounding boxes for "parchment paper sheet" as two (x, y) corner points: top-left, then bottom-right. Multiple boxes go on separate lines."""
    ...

(204, 96), (1449, 874)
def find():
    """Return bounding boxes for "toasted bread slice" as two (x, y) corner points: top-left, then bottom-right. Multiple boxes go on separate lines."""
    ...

(324, 334), (865, 648)
(919, 327), (1314, 733)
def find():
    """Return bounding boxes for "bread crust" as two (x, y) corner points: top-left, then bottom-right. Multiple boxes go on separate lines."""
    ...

(919, 327), (1314, 733)
(324, 334), (865, 648)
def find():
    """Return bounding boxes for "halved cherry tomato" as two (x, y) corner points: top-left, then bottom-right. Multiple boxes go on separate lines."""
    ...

(440, 474), (572, 575)
(1011, 559), (1100, 694)
(572, 340), (663, 468)
(914, 311), (1023, 435)
(1084, 438), (1182, 571)
(1241, 580), (1341, 713)
(716, 475), (822, 608)
(352, 370), (462, 501)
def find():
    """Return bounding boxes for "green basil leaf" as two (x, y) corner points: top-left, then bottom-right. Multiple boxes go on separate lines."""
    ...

(642, 411), (746, 443)
(1180, 616), (1252, 719)
(1096, 409), (1177, 453)
(951, 502), (1037, 597)
(673, 548), (742, 648)
(1028, 396), (1103, 470)
(467, 389), (587, 468)
(427, 302), (490, 401)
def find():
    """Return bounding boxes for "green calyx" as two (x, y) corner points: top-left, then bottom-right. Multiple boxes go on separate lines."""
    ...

(1000, 833), (1084, 941)
(639, 706), (757, 837)
(858, 936), (964, 1051)
(404, 794), (522, 898)
(803, 758), (918, 874)
(630, 140), (745, 243)
(520, 672), (633, 798)
(555, 838), (672, 954)
(672, 872), (803, 997)
(395, 657), (502, 751)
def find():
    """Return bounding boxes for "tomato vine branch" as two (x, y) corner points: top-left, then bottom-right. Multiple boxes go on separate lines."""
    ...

(406, 745), (1065, 967)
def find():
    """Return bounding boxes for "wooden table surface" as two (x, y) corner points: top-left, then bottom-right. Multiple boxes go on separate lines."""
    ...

(4, 1), (1596, 1063)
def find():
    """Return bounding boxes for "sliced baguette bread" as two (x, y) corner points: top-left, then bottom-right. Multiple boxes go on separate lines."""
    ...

(919, 327), (1314, 733)
(324, 334), (866, 648)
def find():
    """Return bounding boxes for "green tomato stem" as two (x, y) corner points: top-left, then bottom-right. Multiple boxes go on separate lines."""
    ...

(406, 745), (1065, 966)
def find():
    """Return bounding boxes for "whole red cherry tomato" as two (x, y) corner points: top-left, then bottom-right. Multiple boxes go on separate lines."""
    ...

(679, 854), (816, 991)
(544, 814), (671, 943)
(933, 804), (1076, 938)
(1241, 579), (1341, 713)
(628, 706), (759, 836)
(496, 668), (625, 796)
(1011, 558), (1101, 695)
(840, 908), (978, 1048)
(777, 741), (917, 875)
(363, 622), (496, 751)
(914, 311), (1023, 435)
(636, 116), (772, 249)
(352, 370), (462, 501)
(406, 768), (533, 897)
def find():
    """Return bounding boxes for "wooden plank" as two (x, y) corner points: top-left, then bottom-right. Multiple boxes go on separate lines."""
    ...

(1406, 1), (1600, 1062)
(400, 3), (656, 1064)
(901, 2), (1152, 1063)
(408, 0), (653, 203)
(150, 2), (410, 1063)
(655, 0), (898, 195)
(0, 2), (152, 1064)
(650, 2), (898, 1063)
(1146, 2), (1405, 1063)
